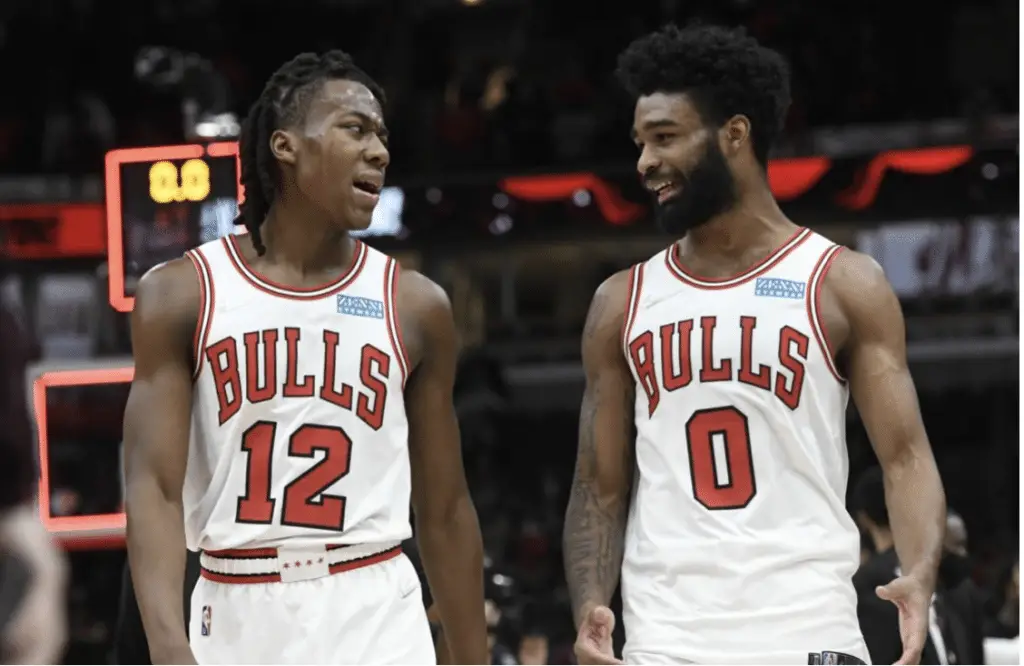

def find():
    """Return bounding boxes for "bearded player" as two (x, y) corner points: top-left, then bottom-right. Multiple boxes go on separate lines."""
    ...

(124, 51), (487, 664)
(563, 25), (945, 665)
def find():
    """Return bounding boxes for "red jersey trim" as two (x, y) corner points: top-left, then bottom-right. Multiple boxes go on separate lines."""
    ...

(184, 248), (215, 381)
(807, 244), (846, 384)
(222, 235), (368, 300)
(621, 264), (645, 355)
(666, 227), (812, 290)
(382, 258), (411, 388)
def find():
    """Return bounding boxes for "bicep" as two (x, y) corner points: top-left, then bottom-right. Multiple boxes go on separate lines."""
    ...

(575, 281), (635, 497)
(837, 254), (928, 465)
(403, 283), (468, 518)
(123, 265), (197, 500)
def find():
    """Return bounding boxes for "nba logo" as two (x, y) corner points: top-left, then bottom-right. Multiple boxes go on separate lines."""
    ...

(201, 605), (212, 636)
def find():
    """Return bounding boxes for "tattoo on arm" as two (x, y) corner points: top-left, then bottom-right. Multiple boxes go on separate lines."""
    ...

(564, 290), (634, 625)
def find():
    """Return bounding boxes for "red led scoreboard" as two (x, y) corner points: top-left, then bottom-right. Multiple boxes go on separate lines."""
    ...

(105, 141), (243, 312)
(30, 362), (134, 549)
(28, 142), (242, 548)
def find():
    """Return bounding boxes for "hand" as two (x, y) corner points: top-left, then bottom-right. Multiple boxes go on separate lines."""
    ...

(574, 605), (622, 665)
(876, 574), (930, 665)
(3, 555), (67, 664)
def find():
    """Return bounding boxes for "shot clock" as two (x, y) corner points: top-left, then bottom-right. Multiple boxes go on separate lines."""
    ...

(104, 142), (243, 312)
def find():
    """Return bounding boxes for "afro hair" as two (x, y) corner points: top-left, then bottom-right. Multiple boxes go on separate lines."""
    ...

(615, 23), (791, 166)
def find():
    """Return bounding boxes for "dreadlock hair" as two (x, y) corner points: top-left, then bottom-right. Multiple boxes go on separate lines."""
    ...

(615, 23), (791, 167)
(235, 50), (386, 255)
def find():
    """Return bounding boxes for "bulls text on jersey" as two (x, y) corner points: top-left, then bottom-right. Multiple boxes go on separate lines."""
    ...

(627, 314), (810, 417)
(204, 328), (392, 431)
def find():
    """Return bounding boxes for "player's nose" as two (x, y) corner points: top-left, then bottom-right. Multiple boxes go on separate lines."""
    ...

(636, 144), (659, 178)
(364, 134), (389, 170)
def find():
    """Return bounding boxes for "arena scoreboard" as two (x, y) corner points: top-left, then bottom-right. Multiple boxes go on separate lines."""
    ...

(28, 360), (134, 549)
(105, 142), (243, 312)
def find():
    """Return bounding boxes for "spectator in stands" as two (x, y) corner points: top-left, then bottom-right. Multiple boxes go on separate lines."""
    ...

(0, 301), (68, 663)
(986, 558), (1019, 639)
(853, 467), (985, 664)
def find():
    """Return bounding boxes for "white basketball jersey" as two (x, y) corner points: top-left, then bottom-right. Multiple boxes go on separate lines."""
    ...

(619, 228), (867, 662)
(182, 235), (412, 552)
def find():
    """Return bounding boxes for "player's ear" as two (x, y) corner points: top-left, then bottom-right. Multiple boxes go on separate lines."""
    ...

(720, 115), (750, 156)
(270, 129), (298, 166)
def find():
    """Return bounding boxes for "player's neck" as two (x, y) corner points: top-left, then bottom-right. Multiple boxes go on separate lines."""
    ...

(682, 189), (793, 260)
(260, 203), (354, 274)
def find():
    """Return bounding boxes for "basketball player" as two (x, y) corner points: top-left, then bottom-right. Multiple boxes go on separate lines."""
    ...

(563, 25), (946, 665)
(0, 301), (67, 663)
(124, 51), (487, 665)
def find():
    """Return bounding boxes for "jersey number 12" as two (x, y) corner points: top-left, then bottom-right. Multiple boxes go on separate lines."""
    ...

(235, 421), (352, 531)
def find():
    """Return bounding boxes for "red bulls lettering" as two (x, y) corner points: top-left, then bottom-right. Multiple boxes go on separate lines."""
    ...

(282, 328), (315, 397)
(204, 329), (392, 429)
(628, 316), (809, 416)
(206, 337), (242, 424)
(775, 326), (809, 410)
(320, 330), (354, 410)
(738, 316), (771, 390)
(628, 331), (660, 417)
(244, 330), (279, 403)
(356, 344), (390, 431)
(659, 320), (693, 390)
(699, 316), (732, 382)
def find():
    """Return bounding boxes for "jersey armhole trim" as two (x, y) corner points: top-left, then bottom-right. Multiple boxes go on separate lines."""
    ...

(383, 257), (411, 389)
(807, 244), (846, 384)
(184, 248), (215, 381)
(621, 263), (645, 357)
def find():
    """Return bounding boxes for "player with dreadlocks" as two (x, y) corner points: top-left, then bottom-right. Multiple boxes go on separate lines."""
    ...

(124, 51), (488, 664)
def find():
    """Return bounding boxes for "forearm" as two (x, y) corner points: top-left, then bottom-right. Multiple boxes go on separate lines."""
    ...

(416, 496), (488, 665)
(125, 476), (189, 655)
(882, 443), (945, 587)
(563, 478), (629, 627)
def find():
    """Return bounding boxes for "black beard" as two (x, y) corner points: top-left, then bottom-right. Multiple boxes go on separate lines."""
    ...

(651, 137), (738, 235)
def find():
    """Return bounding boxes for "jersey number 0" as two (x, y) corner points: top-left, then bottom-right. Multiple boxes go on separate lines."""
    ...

(685, 406), (757, 510)
(235, 421), (352, 531)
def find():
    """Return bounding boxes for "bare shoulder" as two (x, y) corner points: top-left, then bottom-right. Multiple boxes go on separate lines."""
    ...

(131, 257), (202, 360)
(824, 248), (887, 296)
(818, 248), (904, 358)
(393, 266), (454, 372)
(583, 268), (634, 353)
(395, 268), (452, 321)
(822, 248), (899, 321)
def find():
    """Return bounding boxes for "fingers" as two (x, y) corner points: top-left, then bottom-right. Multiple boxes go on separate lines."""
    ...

(575, 645), (624, 665)
(875, 581), (901, 601)
(590, 605), (616, 629)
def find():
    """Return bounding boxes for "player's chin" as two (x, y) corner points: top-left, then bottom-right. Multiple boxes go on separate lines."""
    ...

(343, 204), (375, 231)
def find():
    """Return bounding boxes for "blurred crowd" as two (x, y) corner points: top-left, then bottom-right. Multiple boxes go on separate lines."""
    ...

(0, 0), (1015, 176)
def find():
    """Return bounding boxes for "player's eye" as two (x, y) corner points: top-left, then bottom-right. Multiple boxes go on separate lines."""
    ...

(654, 133), (676, 144)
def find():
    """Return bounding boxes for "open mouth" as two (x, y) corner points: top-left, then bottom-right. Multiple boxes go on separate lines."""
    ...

(353, 179), (381, 196)
(650, 181), (681, 204)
